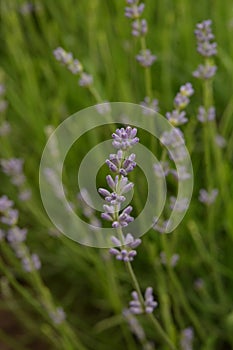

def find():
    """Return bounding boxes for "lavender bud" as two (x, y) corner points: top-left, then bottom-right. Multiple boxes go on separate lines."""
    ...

(136, 49), (157, 67)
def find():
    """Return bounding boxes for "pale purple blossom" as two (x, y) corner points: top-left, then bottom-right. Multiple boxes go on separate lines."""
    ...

(1, 209), (19, 226)
(106, 151), (137, 176)
(166, 110), (188, 125)
(123, 309), (146, 341)
(180, 327), (194, 350)
(194, 19), (217, 57)
(160, 128), (184, 147)
(95, 102), (111, 115)
(18, 189), (32, 201)
(78, 73), (93, 87)
(170, 166), (191, 181)
(7, 226), (27, 243)
(160, 252), (180, 267)
(1, 158), (24, 177)
(170, 197), (189, 212)
(109, 233), (141, 261)
(132, 19), (147, 36)
(140, 97), (159, 114)
(197, 106), (215, 122)
(136, 49), (157, 67)
(153, 162), (170, 177)
(0, 195), (13, 212)
(193, 64), (217, 79)
(152, 217), (170, 233)
(22, 253), (41, 272)
(169, 146), (187, 162)
(125, 3), (145, 18)
(199, 188), (218, 205)
(49, 307), (66, 325)
(215, 134), (226, 148)
(129, 287), (158, 314)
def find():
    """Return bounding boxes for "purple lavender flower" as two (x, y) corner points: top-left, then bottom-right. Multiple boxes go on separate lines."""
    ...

(95, 102), (111, 115)
(18, 189), (32, 201)
(1, 209), (19, 226)
(160, 128), (184, 147)
(53, 47), (73, 65)
(109, 233), (141, 261)
(22, 253), (41, 272)
(166, 83), (194, 126)
(0, 195), (13, 212)
(166, 110), (188, 126)
(136, 49), (157, 67)
(112, 126), (139, 150)
(112, 206), (134, 228)
(168, 146), (187, 162)
(78, 73), (93, 87)
(180, 83), (194, 96)
(132, 19), (148, 36)
(53, 47), (83, 75)
(123, 309), (146, 341)
(199, 188), (218, 205)
(215, 134), (226, 148)
(125, 3), (145, 19)
(152, 217), (170, 234)
(194, 19), (217, 57)
(169, 197), (189, 212)
(153, 162), (170, 177)
(197, 106), (215, 123)
(106, 151), (137, 176)
(49, 307), (66, 325)
(99, 189), (126, 205)
(180, 327), (194, 350)
(160, 252), (180, 267)
(7, 226), (27, 243)
(100, 126), (138, 230)
(170, 166), (191, 181)
(193, 64), (217, 79)
(140, 97), (159, 115)
(129, 287), (158, 314)
(1, 158), (24, 177)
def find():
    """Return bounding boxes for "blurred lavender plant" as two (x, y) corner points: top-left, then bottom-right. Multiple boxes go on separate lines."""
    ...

(0, 158), (31, 201)
(0, 195), (41, 273)
(198, 188), (218, 205)
(180, 327), (194, 350)
(160, 251), (179, 268)
(53, 47), (93, 88)
(193, 20), (217, 79)
(166, 83), (194, 126)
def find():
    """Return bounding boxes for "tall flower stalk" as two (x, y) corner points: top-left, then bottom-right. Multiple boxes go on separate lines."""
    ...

(98, 126), (177, 350)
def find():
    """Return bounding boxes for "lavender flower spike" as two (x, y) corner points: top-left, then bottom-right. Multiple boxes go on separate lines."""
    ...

(194, 19), (217, 57)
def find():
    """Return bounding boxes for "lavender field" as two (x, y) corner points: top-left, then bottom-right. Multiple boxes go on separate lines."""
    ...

(1, 1), (233, 349)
